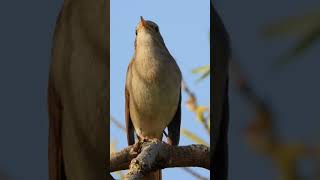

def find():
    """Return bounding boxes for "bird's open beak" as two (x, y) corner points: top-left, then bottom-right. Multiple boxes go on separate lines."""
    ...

(140, 16), (146, 27)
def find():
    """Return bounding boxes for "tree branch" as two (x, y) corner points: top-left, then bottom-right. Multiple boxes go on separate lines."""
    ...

(110, 139), (209, 179)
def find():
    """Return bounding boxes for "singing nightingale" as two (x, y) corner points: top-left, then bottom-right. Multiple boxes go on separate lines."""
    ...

(125, 16), (182, 180)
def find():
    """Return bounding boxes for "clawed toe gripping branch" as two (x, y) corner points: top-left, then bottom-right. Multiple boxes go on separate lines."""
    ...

(110, 139), (210, 180)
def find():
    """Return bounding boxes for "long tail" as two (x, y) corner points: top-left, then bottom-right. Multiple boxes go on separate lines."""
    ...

(143, 170), (161, 180)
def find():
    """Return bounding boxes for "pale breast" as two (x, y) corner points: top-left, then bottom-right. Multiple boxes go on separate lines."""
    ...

(129, 55), (181, 139)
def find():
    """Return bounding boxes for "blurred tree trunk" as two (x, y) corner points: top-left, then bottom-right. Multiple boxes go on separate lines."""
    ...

(211, 2), (230, 180)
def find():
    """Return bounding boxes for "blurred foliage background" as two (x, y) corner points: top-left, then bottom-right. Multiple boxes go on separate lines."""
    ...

(218, 1), (320, 179)
(249, 6), (320, 180)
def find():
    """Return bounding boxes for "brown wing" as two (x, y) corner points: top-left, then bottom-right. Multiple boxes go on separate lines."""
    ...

(167, 89), (181, 145)
(125, 61), (135, 145)
(48, 75), (65, 180)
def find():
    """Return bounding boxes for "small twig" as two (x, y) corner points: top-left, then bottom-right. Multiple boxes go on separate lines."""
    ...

(181, 129), (209, 146)
(181, 80), (210, 135)
(111, 116), (126, 131)
(182, 167), (209, 180)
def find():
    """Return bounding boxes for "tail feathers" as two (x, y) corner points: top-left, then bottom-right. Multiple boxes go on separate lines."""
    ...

(143, 170), (161, 180)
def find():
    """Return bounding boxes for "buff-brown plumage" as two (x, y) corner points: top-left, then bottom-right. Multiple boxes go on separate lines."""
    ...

(125, 17), (182, 180)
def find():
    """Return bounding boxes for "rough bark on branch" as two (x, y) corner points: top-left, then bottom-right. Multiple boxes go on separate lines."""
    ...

(110, 139), (210, 180)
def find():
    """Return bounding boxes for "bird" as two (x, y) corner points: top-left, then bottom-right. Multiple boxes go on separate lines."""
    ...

(47, 0), (109, 180)
(125, 16), (182, 180)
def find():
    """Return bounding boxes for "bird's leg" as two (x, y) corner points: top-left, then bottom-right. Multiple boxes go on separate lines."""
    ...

(166, 137), (174, 145)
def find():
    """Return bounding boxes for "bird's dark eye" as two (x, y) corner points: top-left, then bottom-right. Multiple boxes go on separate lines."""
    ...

(155, 26), (159, 32)
(135, 30), (138, 35)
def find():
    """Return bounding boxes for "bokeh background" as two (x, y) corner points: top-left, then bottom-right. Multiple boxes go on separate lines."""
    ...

(216, 0), (320, 179)
(0, 0), (63, 179)
(110, 0), (210, 179)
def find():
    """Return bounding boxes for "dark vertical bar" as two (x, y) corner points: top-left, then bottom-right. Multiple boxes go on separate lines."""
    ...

(211, 1), (230, 180)
(106, 0), (111, 177)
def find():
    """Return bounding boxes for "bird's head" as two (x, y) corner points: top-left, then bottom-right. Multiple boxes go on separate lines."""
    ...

(134, 16), (166, 50)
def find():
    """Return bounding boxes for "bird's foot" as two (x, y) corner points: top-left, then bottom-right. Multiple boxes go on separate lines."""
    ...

(166, 137), (174, 145)
(139, 137), (161, 143)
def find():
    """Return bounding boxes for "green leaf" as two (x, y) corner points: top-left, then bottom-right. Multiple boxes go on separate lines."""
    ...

(262, 9), (320, 38)
(272, 26), (320, 68)
(197, 70), (210, 82)
(192, 65), (210, 74)
(192, 65), (210, 82)
(262, 7), (320, 68)
(181, 128), (209, 146)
